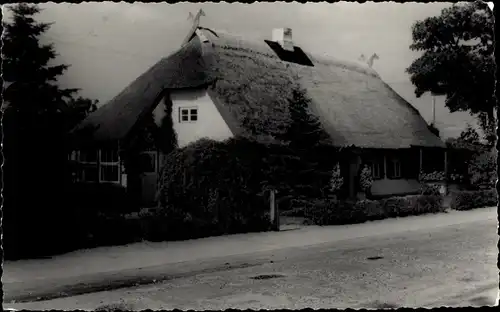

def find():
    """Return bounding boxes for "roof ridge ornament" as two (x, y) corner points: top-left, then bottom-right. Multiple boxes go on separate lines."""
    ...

(367, 53), (379, 68)
(187, 9), (205, 27)
(182, 9), (206, 46)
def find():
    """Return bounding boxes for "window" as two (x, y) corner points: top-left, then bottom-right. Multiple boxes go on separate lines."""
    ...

(78, 149), (99, 182)
(79, 149), (98, 163)
(78, 164), (99, 182)
(75, 148), (120, 183)
(179, 107), (198, 122)
(371, 162), (381, 179)
(392, 159), (401, 178)
(100, 149), (120, 182)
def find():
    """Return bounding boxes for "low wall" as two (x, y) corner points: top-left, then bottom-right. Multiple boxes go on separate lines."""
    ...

(371, 179), (421, 197)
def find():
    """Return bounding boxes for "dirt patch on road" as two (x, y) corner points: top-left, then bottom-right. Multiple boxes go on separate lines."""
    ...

(250, 274), (286, 280)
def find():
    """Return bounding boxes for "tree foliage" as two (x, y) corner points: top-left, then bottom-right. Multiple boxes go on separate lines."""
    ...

(446, 124), (489, 153)
(274, 88), (341, 198)
(406, 2), (495, 142)
(446, 125), (496, 188)
(2, 4), (98, 258)
(156, 100), (178, 155)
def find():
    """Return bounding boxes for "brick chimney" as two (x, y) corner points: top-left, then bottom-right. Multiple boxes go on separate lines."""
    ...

(272, 28), (294, 52)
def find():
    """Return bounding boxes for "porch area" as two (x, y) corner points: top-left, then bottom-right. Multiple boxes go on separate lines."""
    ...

(345, 147), (448, 198)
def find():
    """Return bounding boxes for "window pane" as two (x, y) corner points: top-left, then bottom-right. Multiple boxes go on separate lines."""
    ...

(111, 150), (118, 162)
(80, 150), (98, 162)
(190, 109), (197, 115)
(181, 115), (189, 121)
(100, 150), (106, 163)
(181, 109), (189, 115)
(101, 164), (119, 182)
(82, 165), (98, 182)
(190, 115), (198, 121)
(395, 162), (401, 177)
(100, 149), (118, 162)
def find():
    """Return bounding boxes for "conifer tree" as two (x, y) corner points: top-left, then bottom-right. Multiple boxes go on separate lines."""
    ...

(2, 4), (97, 258)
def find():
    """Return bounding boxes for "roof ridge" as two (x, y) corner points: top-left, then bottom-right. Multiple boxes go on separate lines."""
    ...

(198, 28), (380, 78)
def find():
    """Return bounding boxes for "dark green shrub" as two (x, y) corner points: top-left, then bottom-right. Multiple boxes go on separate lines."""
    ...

(303, 199), (330, 225)
(450, 189), (497, 210)
(305, 193), (445, 226)
(304, 199), (360, 225)
(279, 195), (315, 217)
(414, 195), (444, 214)
(380, 197), (405, 217)
(354, 199), (386, 220)
(157, 137), (274, 240)
(382, 195), (444, 217)
(420, 184), (442, 196)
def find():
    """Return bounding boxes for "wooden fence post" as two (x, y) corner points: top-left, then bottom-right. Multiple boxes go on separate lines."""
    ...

(444, 149), (449, 195)
(269, 189), (279, 231)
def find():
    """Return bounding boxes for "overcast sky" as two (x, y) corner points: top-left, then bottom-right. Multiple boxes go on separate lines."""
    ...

(3, 1), (478, 137)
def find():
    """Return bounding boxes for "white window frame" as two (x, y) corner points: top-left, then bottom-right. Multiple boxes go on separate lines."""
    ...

(392, 159), (402, 178)
(77, 150), (99, 182)
(99, 149), (120, 183)
(75, 149), (120, 184)
(179, 106), (198, 123)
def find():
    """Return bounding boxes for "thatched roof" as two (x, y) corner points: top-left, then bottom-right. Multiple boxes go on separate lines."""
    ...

(73, 27), (445, 149)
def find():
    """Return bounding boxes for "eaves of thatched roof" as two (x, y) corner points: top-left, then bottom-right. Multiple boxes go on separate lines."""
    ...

(73, 27), (445, 149)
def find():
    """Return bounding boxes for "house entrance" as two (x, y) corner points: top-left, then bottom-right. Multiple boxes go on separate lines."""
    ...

(139, 150), (159, 207)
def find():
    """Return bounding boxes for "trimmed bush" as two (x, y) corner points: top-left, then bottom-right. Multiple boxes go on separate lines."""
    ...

(380, 194), (444, 217)
(304, 199), (362, 225)
(355, 199), (386, 220)
(305, 194), (445, 226)
(420, 184), (442, 196)
(450, 189), (497, 211)
(156, 137), (275, 241)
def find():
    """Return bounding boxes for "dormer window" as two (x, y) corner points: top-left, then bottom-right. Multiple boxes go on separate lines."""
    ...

(265, 27), (314, 67)
(179, 107), (198, 123)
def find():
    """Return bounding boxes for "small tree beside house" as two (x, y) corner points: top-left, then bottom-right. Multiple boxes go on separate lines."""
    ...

(358, 165), (373, 200)
(328, 162), (344, 200)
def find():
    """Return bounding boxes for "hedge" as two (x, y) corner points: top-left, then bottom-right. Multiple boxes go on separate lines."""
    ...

(305, 194), (445, 226)
(155, 137), (275, 241)
(450, 189), (497, 211)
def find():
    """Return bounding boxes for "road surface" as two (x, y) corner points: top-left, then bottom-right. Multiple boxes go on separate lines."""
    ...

(6, 214), (498, 310)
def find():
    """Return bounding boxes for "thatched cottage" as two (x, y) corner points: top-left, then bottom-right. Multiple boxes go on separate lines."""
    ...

(71, 24), (446, 206)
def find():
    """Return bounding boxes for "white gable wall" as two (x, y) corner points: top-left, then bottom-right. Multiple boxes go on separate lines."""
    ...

(153, 88), (234, 148)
